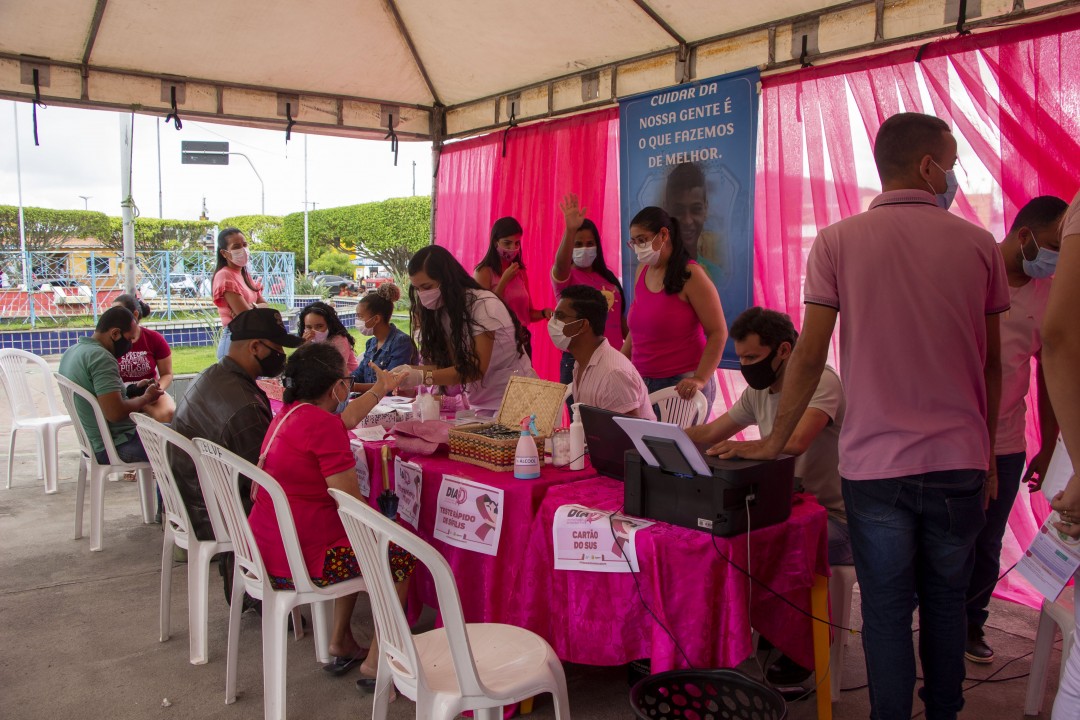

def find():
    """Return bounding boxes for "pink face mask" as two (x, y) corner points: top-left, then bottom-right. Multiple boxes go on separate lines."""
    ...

(417, 286), (443, 310)
(498, 247), (520, 263)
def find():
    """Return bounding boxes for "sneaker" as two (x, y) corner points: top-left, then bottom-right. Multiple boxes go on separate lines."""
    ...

(765, 654), (813, 686)
(965, 626), (994, 664)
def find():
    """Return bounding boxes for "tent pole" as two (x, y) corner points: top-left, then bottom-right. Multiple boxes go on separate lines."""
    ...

(119, 114), (136, 294)
(428, 105), (444, 246)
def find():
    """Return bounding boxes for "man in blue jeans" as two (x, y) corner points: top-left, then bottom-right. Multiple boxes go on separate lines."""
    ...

(712, 113), (1009, 720)
(59, 306), (164, 465)
(965, 195), (1067, 663)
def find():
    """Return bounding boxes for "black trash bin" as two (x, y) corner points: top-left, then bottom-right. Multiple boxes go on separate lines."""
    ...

(630, 669), (786, 720)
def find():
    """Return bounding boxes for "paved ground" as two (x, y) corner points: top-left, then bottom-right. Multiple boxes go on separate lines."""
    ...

(0, 357), (1067, 719)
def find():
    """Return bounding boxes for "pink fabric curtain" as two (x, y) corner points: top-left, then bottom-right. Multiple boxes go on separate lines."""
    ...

(434, 109), (622, 384)
(755, 14), (1080, 607)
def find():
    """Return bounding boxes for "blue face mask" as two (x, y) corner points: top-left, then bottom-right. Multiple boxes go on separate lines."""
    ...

(929, 161), (959, 210)
(1021, 231), (1059, 278)
(332, 381), (349, 415)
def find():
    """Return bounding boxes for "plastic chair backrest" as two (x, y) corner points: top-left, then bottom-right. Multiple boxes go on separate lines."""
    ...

(132, 414), (201, 538)
(55, 373), (123, 465)
(194, 438), (320, 595)
(0, 348), (63, 422)
(331, 488), (489, 699)
(649, 386), (708, 428)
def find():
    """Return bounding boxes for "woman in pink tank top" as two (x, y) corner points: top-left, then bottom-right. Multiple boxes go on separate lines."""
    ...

(474, 217), (553, 342)
(624, 206), (728, 411)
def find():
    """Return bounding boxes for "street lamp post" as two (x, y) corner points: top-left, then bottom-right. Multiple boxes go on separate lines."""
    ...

(229, 152), (265, 215)
(78, 195), (92, 210)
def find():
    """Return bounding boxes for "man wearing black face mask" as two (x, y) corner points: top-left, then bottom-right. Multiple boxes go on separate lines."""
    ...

(169, 308), (301, 541)
(59, 306), (164, 465)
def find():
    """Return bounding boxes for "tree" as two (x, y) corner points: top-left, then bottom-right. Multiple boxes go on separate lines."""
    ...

(104, 217), (216, 251)
(310, 250), (355, 277)
(217, 214), (286, 250)
(0, 206), (111, 251)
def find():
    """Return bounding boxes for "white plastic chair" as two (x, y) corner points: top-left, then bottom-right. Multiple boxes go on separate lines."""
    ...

(1024, 586), (1075, 716)
(826, 565), (858, 701)
(195, 438), (366, 720)
(331, 488), (571, 720)
(55, 373), (155, 551)
(133, 414), (232, 665)
(0, 349), (73, 494)
(649, 386), (708, 427)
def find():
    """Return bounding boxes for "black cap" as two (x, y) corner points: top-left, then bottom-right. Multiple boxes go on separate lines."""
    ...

(228, 308), (303, 348)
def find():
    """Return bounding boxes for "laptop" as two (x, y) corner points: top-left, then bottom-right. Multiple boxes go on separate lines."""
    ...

(578, 405), (637, 480)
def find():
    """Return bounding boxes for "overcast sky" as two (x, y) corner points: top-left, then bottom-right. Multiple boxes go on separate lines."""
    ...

(0, 99), (434, 222)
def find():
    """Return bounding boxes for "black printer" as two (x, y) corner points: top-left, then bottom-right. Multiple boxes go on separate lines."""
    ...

(623, 447), (796, 537)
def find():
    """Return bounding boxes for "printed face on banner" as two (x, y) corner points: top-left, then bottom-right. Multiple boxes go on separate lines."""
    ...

(393, 457), (423, 529)
(552, 504), (654, 573)
(619, 69), (760, 369)
(433, 475), (505, 557)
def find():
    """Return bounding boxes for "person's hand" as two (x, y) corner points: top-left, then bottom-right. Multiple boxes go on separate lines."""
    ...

(984, 461), (999, 509)
(502, 262), (521, 283)
(559, 193), (586, 232)
(1025, 448), (1055, 492)
(301, 328), (315, 343)
(674, 375), (705, 400)
(706, 437), (781, 460)
(390, 365), (423, 389)
(1050, 477), (1080, 539)
(371, 363), (405, 398)
(143, 382), (164, 404)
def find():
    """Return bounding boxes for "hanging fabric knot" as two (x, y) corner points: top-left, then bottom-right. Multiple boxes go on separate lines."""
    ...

(164, 86), (182, 130)
(31, 68), (47, 146)
(501, 105), (517, 158)
(386, 113), (399, 166)
(285, 102), (296, 143)
(799, 35), (813, 69)
(956, 0), (972, 35)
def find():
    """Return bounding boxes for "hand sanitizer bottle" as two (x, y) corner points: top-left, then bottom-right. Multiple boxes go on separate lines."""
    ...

(569, 403), (585, 471)
(514, 415), (541, 479)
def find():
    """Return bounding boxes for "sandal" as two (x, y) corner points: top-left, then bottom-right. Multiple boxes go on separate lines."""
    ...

(322, 648), (369, 676)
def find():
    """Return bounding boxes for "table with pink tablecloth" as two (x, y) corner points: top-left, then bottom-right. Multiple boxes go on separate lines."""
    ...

(360, 441), (598, 623)
(506, 476), (830, 673)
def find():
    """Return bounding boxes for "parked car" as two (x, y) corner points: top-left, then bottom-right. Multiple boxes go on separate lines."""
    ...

(363, 273), (395, 292)
(312, 274), (359, 297)
(169, 273), (211, 297)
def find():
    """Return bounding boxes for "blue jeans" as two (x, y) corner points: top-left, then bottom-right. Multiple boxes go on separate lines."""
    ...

(965, 452), (1025, 630)
(842, 470), (986, 720)
(642, 372), (716, 418)
(95, 434), (149, 465)
(216, 326), (232, 360)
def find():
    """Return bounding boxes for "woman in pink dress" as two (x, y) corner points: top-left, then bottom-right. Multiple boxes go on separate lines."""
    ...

(297, 301), (359, 375)
(474, 217), (553, 355)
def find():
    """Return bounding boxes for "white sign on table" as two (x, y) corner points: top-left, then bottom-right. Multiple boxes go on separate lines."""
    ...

(1018, 437), (1080, 600)
(432, 475), (504, 557)
(349, 439), (371, 499)
(552, 504), (654, 573)
(394, 457), (423, 529)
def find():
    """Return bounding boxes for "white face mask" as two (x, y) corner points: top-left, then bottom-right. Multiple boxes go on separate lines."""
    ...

(547, 316), (585, 351)
(572, 246), (597, 268)
(311, 330), (329, 344)
(633, 239), (663, 267)
(358, 317), (377, 336)
(228, 247), (249, 267)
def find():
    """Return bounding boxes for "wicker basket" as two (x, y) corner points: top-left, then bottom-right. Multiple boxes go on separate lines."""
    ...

(448, 376), (567, 472)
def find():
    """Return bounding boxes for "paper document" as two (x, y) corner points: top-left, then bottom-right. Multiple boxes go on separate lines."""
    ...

(1041, 435), (1074, 502)
(1017, 512), (1080, 601)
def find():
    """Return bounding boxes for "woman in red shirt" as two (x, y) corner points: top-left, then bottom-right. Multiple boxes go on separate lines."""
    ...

(112, 294), (175, 423)
(249, 342), (412, 686)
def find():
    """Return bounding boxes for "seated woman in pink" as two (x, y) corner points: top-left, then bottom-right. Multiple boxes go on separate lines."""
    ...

(111, 293), (175, 423)
(297, 301), (359, 375)
(551, 193), (627, 390)
(474, 216), (553, 353)
(248, 342), (412, 685)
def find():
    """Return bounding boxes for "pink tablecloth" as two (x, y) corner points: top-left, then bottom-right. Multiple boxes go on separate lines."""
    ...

(361, 441), (598, 623)
(506, 476), (830, 673)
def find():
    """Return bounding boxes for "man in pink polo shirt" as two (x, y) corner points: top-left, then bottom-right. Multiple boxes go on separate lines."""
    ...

(964, 195), (1066, 664)
(549, 284), (654, 420)
(713, 112), (1010, 720)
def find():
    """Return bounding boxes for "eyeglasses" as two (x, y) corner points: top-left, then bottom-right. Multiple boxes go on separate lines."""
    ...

(627, 233), (656, 250)
(552, 311), (581, 322)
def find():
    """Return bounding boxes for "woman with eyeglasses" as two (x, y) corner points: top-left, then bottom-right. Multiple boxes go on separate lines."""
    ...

(474, 216), (553, 333)
(395, 245), (535, 415)
(212, 227), (267, 360)
(622, 206), (727, 410)
(248, 342), (411, 685)
(551, 193), (627, 390)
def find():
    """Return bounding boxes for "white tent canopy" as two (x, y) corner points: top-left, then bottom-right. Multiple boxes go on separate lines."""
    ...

(2, 0), (1076, 144)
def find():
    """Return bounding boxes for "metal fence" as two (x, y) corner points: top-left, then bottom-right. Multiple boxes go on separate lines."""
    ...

(0, 249), (295, 326)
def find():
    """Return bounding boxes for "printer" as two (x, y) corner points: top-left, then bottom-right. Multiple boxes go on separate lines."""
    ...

(623, 449), (796, 537)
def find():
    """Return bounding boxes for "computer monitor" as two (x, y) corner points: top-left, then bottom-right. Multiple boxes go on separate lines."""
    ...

(578, 405), (636, 480)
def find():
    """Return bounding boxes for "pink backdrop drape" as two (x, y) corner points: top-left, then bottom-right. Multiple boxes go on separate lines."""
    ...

(434, 108), (622, 384)
(433, 13), (1080, 608)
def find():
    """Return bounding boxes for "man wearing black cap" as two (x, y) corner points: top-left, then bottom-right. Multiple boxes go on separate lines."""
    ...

(169, 308), (302, 540)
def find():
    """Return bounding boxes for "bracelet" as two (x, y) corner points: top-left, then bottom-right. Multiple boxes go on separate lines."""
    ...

(363, 389), (382, 403)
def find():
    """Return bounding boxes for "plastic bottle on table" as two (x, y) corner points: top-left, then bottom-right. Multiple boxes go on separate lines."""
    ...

(569, 403), (585, 471)
(514, 414), (541, 480)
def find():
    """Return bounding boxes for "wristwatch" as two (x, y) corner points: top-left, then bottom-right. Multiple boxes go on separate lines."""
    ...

(424, 370), (434, 386)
